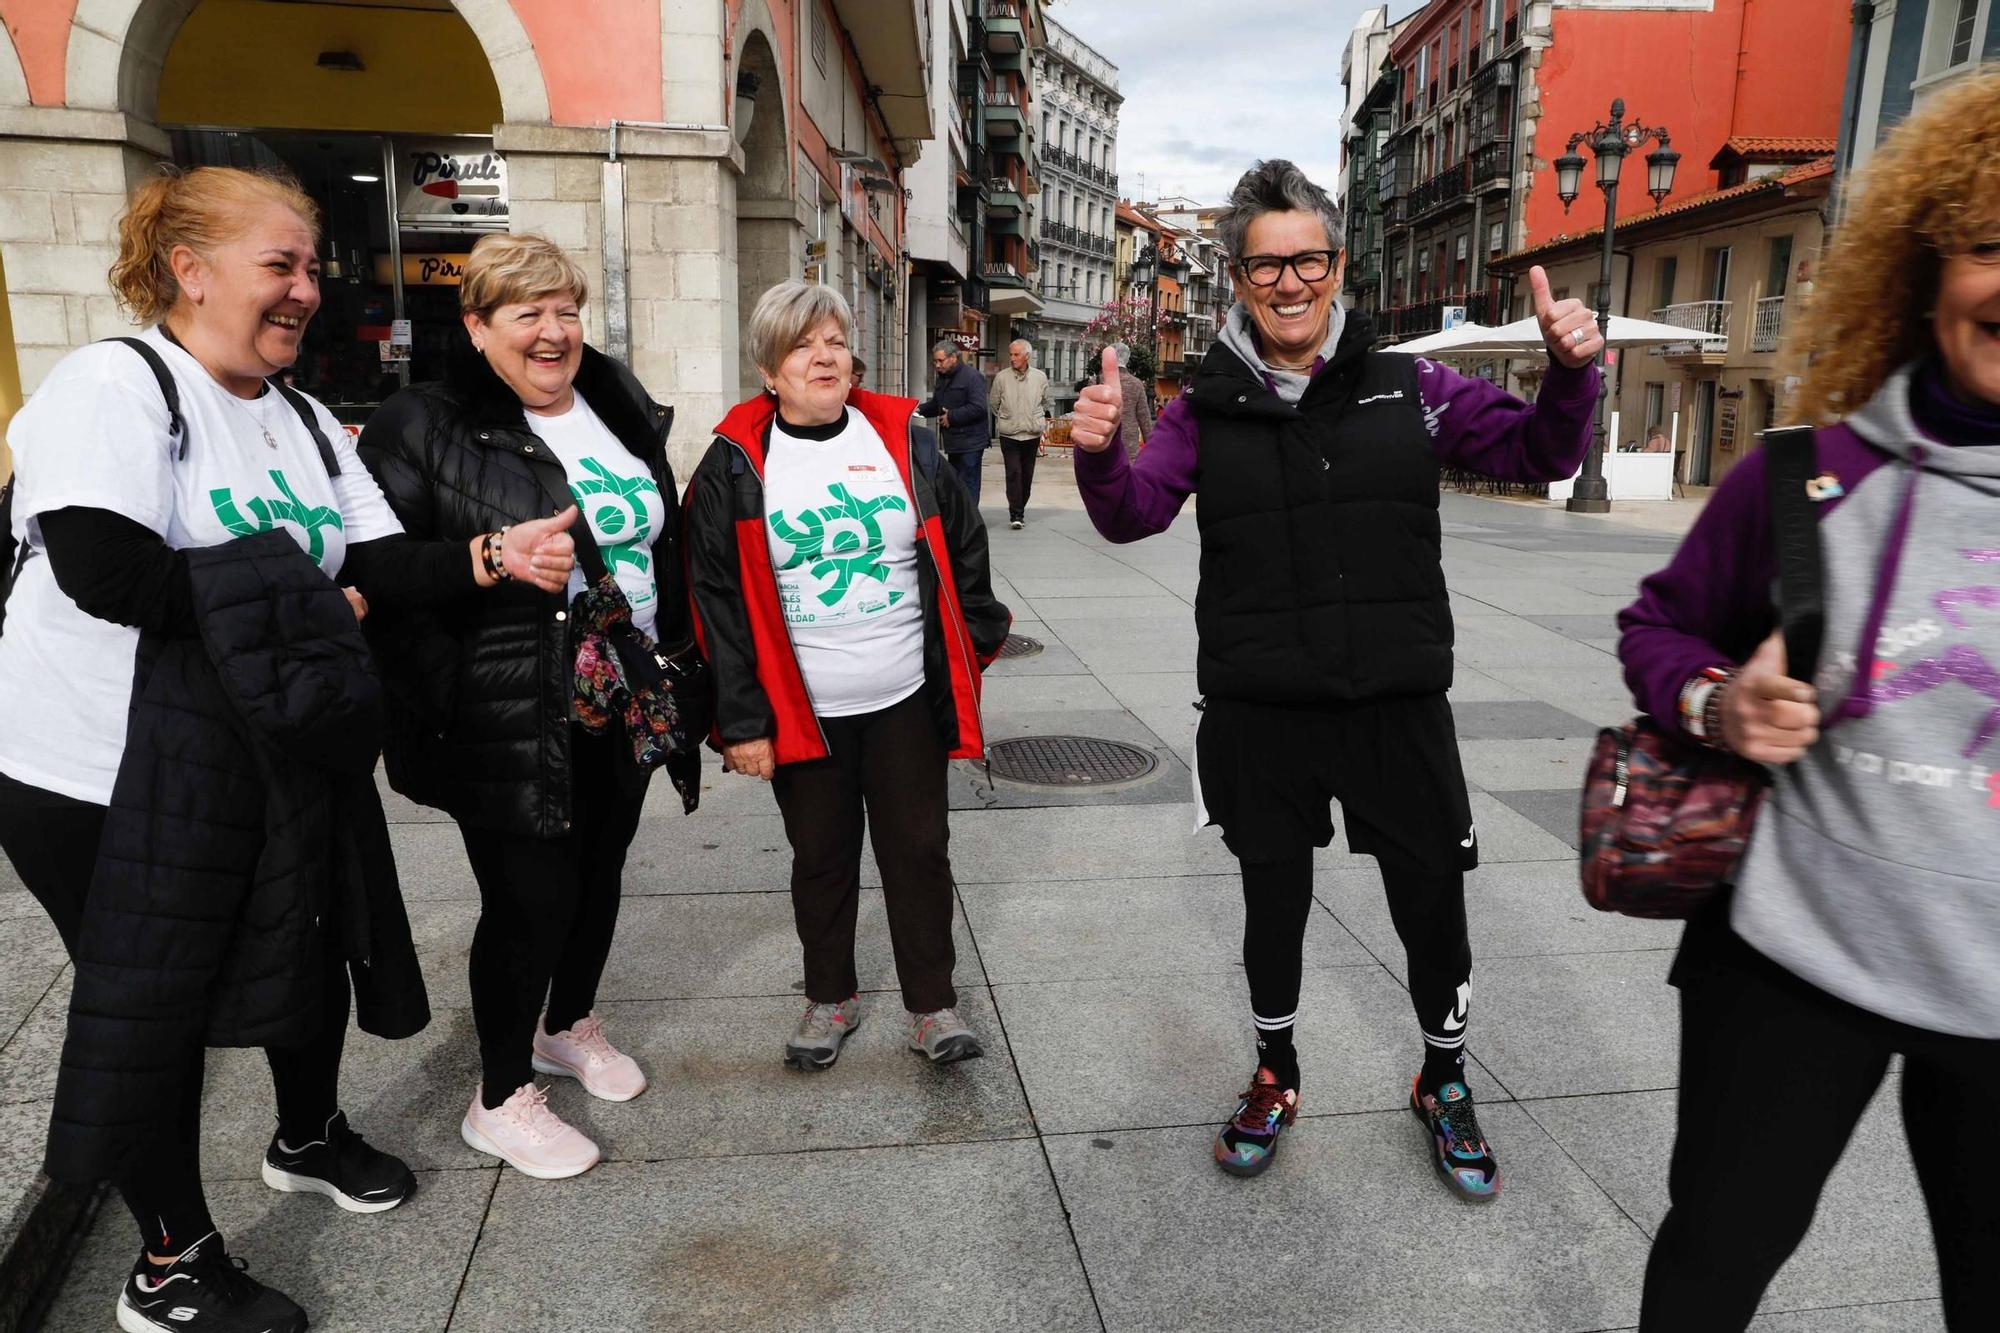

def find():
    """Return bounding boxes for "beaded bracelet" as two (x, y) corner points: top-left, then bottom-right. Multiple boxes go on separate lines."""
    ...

(1678, 665), (1733, 744)
(484, 527), (513, 582)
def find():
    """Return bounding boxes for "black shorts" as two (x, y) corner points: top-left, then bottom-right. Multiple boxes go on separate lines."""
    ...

(1195, 693), (1479, 875)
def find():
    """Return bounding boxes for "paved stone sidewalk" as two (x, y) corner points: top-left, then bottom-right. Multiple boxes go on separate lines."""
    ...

(4, 462), (1947, 1331)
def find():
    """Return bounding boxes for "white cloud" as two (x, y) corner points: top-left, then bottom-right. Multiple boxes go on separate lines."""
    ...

(1050, 0), (1425, 207)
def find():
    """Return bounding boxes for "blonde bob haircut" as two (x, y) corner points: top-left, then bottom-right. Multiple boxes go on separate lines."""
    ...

(109, 166), (320, 324)
(460, 232), (591, 320)
(1785, 68), (2000, 425)
(747, 280), (855, 378)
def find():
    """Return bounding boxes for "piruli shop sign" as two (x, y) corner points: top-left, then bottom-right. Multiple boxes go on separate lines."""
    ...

(396, 140), (508, 226)
(372, 253), (473, 286)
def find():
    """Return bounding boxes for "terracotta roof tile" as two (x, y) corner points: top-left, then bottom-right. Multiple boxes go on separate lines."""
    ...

(1721, 136), (1838, 158)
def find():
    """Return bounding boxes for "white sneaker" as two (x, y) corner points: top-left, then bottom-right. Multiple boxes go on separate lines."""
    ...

(460, 1083), (600, 1180)
(533, 1012), (647, 1102)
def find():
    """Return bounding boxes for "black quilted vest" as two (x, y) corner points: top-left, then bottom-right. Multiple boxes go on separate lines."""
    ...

(1187, 317), (1452, 705)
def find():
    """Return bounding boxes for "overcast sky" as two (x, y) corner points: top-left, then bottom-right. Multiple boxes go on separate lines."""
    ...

(1050, 0), (1427, 208)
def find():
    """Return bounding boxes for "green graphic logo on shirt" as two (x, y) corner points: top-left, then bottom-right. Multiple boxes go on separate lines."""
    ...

(210, 469), (343, 565)
(569, 456), (660, 580)
(769, 483), (909, 608)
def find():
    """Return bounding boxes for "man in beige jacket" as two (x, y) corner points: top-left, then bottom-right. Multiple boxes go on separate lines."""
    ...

(990, 339), (1052, 529)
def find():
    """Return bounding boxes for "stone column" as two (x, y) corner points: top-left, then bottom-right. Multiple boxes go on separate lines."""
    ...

(0, 109), (167, 396)
(496, 124), (744, 480)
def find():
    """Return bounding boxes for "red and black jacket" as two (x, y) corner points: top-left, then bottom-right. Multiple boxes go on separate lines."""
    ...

(684, 388), (1011, 765)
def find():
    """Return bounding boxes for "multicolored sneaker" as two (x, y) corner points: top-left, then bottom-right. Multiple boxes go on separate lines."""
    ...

(907, 1007), (983, 1064)
(1411, 1075), (1502, 1199)
(1213, 1068), (1299, 1177)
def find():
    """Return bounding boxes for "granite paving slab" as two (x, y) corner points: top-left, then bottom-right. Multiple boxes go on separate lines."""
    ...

(1449, 700), (1600, 741)
(1457, 737), (1595, 792)
(1046, 1105), (1648, 1333)
(1471, 950), (1681, 1098)
(448, 1143), (1100, 1333)
(0, 981), (65, 1108)
(958, 874), (1374, 982)
(1491, 787), (1589, 848)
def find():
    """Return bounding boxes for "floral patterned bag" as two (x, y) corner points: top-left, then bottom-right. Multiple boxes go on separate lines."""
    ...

(570, 565), (711, 814)
(1578, 427), (1824, 917)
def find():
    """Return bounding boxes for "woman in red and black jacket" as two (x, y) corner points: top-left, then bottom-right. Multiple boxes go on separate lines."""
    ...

(686, 280), (1009, 1074)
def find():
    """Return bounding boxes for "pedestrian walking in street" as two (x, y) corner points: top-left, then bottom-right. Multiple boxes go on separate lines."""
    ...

(1622, 70), (2000, 1333)
(0, 166), (464, 1333)
(1067, 159), (1599, 1190)
(917, 338), (991, 506)
(686, 281), (1010, 1073)
(359, 232), (692, 1182)
(1107, 341), (1153, 457)
(991, 338), (1053, 528)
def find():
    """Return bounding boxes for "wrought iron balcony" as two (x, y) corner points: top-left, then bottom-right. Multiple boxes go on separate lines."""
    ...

(1752, 294), (1786, 353)
(1650, 301), (1733, 359)
(1409, 161), (1471, 218)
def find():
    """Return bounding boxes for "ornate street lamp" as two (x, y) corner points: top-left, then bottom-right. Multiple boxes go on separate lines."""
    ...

(1551, 98), (1677, 514)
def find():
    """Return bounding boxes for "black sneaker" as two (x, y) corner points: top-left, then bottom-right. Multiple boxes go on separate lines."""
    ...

(115, 1231), (307, 1333)
(1410, 1075), (1502, 1199)
(261, 1110), (416, 1213)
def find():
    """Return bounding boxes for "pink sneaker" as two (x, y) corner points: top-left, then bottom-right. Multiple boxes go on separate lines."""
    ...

(460, 1084), (600, 1180)
(532, 1012), (647, 1102)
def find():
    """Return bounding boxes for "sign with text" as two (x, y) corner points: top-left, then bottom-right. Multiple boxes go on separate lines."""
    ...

(396, 141), (507, 227)
(372, 253), (473, 286)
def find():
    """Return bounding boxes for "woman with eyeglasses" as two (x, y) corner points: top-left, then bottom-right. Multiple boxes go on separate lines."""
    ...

(1067, 159), (1601, 1192)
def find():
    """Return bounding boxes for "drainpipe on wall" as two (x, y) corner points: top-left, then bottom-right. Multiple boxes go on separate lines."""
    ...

(601, 118), (733, 366)
(1830, 1), (1876, 225)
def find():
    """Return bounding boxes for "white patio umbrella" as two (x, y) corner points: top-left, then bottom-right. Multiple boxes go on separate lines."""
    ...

(1395, 313), (1725, 358)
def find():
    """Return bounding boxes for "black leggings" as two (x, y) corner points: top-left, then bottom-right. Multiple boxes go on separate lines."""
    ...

(0, 770), (348, 1256)
(1640, 916), (2000, 1331)
(459, 729), (649, 1107)
(1239, 851), (1472, 1053)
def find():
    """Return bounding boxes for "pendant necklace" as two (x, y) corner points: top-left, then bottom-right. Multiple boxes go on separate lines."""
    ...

(159, 323), (280, 448)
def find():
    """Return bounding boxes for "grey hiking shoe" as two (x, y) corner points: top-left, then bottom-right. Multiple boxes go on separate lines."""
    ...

(908, 1007), (984, 1064)
(783, 997), (860, 1071)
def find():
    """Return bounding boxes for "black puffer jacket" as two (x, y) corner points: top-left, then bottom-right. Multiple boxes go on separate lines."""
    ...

(47, 530), (427, 1184)
(358, 337), (681, 838)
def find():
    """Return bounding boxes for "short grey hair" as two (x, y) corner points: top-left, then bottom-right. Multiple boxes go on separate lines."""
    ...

(1109, 341), (1130, 368)
(748, 280), (856, 377)
(932, 339), (960, 358)
(1008, 338), (1031, 355)
(1215, 159), (1345, 268)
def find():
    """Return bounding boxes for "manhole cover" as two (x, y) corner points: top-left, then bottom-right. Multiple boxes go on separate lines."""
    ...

(986, 736), (1159, 787)
(997, 634), (1044, 659)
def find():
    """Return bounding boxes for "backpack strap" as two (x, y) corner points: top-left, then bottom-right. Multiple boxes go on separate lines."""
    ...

(105, 336), (188, 461)
(1760, 425), (1825, 682)
(270, 378), (343, 478)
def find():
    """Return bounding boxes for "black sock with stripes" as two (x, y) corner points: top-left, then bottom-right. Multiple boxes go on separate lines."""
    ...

(1254, 1022), (1300, 1091)
(1420, 1042), (1466, 1099)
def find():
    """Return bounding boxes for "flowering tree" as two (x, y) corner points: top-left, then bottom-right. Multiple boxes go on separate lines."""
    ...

(1082, 293), (1168, 384)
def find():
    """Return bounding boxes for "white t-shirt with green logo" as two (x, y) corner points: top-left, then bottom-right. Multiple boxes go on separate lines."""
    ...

(522, 396), (665, 641)
(0, 325), (401, 804)
(763, 411), (924, 718)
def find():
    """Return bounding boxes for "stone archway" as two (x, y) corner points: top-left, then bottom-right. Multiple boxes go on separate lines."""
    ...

(733, 6), (793, 401)
(65, 0), (550, 124)
(0, 19), (29, 108)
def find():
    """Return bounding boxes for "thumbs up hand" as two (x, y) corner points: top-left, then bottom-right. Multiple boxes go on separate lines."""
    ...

(1069, 347), (1124, 454)
(1531, 264), (1604, 370)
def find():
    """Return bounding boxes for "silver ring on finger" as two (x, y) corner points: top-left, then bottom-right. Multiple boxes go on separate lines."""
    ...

(1570, 326), (1587, 345)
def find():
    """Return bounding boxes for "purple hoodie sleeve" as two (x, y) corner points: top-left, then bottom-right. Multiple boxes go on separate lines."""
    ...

(1416, 355), (1600, 482)
(1615, 452), (1776, 736)
(1073, 394), (1199, 543)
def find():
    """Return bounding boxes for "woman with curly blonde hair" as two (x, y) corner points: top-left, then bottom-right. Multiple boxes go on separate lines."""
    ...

(1617, 69), (2000, 1331)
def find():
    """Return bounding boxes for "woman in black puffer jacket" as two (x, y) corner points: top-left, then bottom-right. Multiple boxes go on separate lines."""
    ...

(359, 232), (691, 1182)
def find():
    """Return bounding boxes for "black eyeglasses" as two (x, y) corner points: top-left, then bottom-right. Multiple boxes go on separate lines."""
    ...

(1237, 250), (1337, 287)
